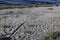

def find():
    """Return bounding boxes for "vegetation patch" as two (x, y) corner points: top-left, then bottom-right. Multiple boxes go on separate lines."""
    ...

(44, 31), (60, 40)
(0, 34), (4, 40)
(9, 11), (14, 13)
(48, 8), (53, 10)
(27, 24), (37, 27)
(15, 15), (19, 18)
(2, 24), (8, 28)
(2, 16), (7, 18)
(22, 30), (33, 34)
(28, 24), (35, 27)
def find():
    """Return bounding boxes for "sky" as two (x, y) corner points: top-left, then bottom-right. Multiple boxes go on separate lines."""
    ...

(0, 0), (60, 4)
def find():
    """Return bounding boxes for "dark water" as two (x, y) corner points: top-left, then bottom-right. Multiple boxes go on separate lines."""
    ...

(0, 0), (60, 5)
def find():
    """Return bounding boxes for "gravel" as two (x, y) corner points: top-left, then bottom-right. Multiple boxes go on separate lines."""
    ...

(0, 6), (60, 40)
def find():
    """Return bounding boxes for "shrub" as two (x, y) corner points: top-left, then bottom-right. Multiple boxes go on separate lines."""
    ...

(9, 11), (13, 13)
(23, 30), (33, 34)
(28, 24), (35, 27)
(2, 24), (8, 28)
(48, 8), (53, 10)
(45, 31), (60, 40)
(2, 16), (7, 18)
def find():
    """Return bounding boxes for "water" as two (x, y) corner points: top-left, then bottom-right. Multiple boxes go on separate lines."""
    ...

(0, 0), (60, 5)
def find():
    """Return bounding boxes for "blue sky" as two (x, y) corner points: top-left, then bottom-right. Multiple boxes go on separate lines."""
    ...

(0, 0), (60, 4)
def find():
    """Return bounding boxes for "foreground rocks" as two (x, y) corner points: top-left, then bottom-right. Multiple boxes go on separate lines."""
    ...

(0, 7), (60, 40)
